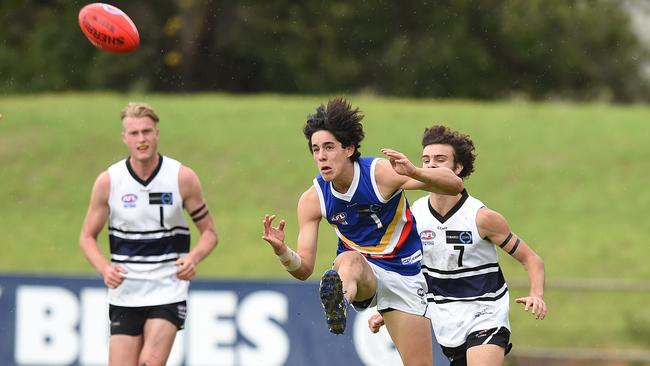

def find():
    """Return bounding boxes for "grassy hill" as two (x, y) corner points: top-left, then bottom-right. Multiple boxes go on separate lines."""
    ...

(1, 93), (649, 351)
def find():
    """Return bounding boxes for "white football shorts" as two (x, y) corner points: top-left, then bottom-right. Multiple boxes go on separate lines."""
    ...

(352, 258), (429, 317)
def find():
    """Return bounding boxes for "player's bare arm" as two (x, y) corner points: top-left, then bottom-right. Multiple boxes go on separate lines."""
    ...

(79, 172), (127, 289)
(177, 166), (218, 281)
(477, 207), (547, 320)
(376, 149), (463, 197)
(263, 187), (321, 281)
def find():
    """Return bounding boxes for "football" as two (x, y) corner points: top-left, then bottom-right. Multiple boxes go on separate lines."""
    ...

(78, 3), (139, 53)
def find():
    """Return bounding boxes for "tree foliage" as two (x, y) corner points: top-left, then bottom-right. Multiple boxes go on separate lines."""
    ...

(0, 0), (648, 101)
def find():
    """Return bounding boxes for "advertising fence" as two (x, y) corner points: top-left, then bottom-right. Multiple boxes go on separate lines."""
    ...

(0, 274), (447, 366)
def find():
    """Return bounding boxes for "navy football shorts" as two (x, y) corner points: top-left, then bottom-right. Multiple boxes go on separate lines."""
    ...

(109, 300), (186, 336)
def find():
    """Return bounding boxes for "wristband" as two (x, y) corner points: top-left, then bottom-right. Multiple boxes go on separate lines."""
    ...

(277, 247), (301, 271)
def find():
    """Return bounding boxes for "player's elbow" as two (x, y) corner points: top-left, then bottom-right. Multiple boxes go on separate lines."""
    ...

(439, 175), (464, 195)
(523, 252), (544, 272)
(294, 266), (313, 281)
(448, 177), (464, 195)
(79, 231), (93, 250)
(535, 254), (545, 272)
(199, 227), (218, 252)
(209, 230), (219, 249)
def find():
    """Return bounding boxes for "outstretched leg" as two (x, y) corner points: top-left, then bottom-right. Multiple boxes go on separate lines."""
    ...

(334, 251), (377, 302)
(319, 251), (377, 334)
(319, 269), (348, 334)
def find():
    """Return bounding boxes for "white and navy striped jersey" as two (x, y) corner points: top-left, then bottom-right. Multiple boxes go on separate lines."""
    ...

(411, 191), (510, 347)
(313, 157), (423, 276)
(107, 155), (190, 307)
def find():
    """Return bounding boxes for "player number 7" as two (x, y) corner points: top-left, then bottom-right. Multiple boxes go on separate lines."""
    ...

(453, 245), (465, 267)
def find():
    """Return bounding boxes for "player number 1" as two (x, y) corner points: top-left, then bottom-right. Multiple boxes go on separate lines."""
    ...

(370, 213), (383, 229)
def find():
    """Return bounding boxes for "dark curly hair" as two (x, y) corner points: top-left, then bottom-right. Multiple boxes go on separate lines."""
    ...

(421, 125), (476, 179)
(303, 98), (365, 161)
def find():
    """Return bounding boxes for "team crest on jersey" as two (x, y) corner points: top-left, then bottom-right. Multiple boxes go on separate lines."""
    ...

(355, 203), (383, 217)
(330, 212), (348, 225)
(419, 230), (436, 246)
(121, 193), (138, 208)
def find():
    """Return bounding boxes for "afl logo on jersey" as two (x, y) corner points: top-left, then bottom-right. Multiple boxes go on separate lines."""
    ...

(419, 230), (436, 246)
(121, 193), (138, 208)
(330, 212), (348, 225)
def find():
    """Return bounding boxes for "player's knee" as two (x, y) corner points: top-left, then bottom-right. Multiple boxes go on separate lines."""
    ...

(137, 357), (165, 366)
(334, 251), (366, 268)
(138, 361), (163, 366)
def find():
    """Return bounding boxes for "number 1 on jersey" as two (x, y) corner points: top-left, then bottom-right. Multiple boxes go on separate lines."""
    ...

(159, 207), (164, 227)
(370, 213), (383, 229)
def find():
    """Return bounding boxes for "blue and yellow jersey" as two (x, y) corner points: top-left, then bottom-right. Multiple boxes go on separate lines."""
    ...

(313, 156), (423, 276)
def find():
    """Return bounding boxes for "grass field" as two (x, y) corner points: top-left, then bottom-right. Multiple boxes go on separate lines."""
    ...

(1, 93), (649, 352)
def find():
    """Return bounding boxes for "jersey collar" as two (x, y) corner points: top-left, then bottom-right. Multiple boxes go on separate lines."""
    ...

(126, 154), (163, 187)
(427, 189), (469, 223)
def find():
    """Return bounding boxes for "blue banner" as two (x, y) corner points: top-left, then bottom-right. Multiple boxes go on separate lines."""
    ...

(0, 273), (447, 366)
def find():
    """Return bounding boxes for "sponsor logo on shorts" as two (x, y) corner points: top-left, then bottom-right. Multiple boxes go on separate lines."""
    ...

(330, 212), (348, 225)
(177, 304), (187, 320)
(476, 329), (489, 338)
(419, 230), (436, 246)
(473, 307), (494, 319)
(121, 193), (138, 208)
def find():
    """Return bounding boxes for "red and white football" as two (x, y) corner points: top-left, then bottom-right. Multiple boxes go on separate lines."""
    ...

(78, 3), (139, 53)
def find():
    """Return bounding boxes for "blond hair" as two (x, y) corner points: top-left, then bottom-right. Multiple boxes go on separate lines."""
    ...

(120, 102), (160, 123)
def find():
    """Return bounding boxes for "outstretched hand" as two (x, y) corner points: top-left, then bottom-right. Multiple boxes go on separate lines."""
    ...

(515, 295), (547, 320)
(262, 214), (287, 254)
(381, 148), (416, 177)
